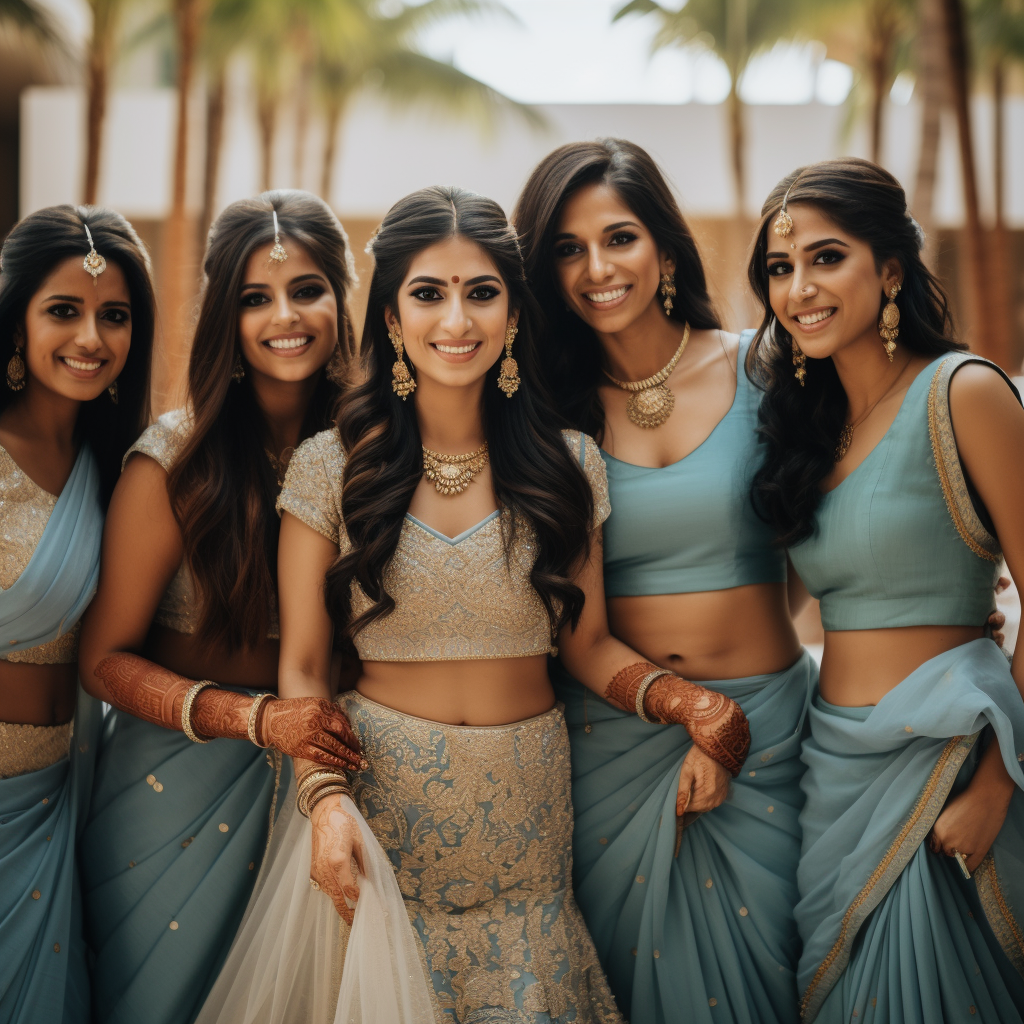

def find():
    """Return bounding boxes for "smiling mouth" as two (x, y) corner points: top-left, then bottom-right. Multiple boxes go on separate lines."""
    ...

(584, 285), (630, 305)
(433, 342), (481, 355)
(60, 356), (104, 372)
(794, 308), (836, 325)
(265, 336), (313, 350)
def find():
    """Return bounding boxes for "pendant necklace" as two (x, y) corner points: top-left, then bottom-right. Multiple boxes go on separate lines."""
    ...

(604, 324), (690, 429)
(422, 442), (489, 496)
(834, 359), (909, 463)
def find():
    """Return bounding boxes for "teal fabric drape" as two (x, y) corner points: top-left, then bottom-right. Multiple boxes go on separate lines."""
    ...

(81, 711), (282, 1024)
(553, 650), (816, 1024)
(797, 639), (1024, 1023)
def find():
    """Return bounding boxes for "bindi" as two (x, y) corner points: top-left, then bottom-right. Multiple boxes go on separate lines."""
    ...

(451, 275), (460, 284)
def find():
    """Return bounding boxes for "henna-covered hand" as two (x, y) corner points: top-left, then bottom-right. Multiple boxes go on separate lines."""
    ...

(606, 661), (750, 777)
(260, 698), (365, 770)
(309, 791), (366, 924)
(677, 745), (730, 816)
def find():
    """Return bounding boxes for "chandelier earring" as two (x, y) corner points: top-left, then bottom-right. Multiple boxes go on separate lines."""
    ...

(389, 322), (416, 399)
(792, 337), (807, 386)
(878, 283), (900, 362)
(659, 272), (676, 315)
(6, 345), (26, 391)
(232, 353), (245, 382)
(497, 319), (520, 397)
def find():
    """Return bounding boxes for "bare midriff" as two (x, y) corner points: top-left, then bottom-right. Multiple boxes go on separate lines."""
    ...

(819, 624), (986, 707)
(357, 654), (553, 726)
(145, 625), (281, 693)
(608, 581), (802, 682)
(0, 662), (79, 725)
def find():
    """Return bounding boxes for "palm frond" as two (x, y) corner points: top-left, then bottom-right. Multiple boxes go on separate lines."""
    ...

(0, 0), (66, 49)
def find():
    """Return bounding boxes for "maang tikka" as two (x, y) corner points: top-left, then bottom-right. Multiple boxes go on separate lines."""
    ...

(268, 210), (288, 264)
(83, 223), (106, 280)
(773, 185), (794, 238)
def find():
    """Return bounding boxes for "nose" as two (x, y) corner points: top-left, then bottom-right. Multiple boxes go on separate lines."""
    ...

(789, 264), (818, 304)
(439, 292), (472, 337)
(76, 313), (103, 353)
(271, 288), (299, 326)
(587, 244), (614, 283)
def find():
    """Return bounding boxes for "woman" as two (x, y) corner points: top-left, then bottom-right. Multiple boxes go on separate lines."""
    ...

(749, 157), (1024, 1023)
(78, 191), (363, 1024)
(198, 185), (751, 1024)
(0, 205), (155, 1023)
(511, 138), (816, 1024)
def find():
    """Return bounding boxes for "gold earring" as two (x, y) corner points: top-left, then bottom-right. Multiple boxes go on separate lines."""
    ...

(497, 320), (520, 397)
(6, 346), (25, 391)
(878, 283), (900, 362)
(107, 380), (118, 404)
(792, 338), (807, 386)
(388, 323), (416, 399)
(232, 354), (245, 382)
(659, 272), (676, 316)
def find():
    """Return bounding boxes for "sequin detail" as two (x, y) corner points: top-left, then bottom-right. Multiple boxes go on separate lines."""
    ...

(341, 692), (624, 1024)
(0, 721), (71, 778)
(126, 412), (280, 638)
(277, 429), (610, 662)
(0, 446), (80, 664)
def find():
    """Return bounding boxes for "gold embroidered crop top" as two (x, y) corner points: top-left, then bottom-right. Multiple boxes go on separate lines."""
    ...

(276, 428), (611, 662)
(126, 411), (280, 639)
(0, 446), (79, 664)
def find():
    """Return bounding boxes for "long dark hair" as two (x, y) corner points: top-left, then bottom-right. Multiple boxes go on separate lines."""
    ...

(0, 205), (155, 507)
(513, 138), (720, 441)
(325, 185), (595, 643)
(747, 157), (961, 546)
(168, 190), (356, 651)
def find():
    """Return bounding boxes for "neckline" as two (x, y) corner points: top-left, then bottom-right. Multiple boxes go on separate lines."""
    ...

(821, 356), (939, 497)
(405, 509), (501, 545)
(0, 443), (62, 501)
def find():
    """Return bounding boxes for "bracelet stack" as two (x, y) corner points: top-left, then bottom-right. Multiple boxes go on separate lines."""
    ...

(181, 681), (219, 743)
(295, 766), (352, 818)
(247, 692), (277, 747)
(634, 669), (674, 724)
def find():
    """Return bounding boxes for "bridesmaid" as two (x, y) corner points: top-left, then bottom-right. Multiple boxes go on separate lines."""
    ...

(78, 191), (363, 1024)
(0, 205), (155, 1022)
(513, 138), (816, 1024)
(749, 157), (1024, 1022)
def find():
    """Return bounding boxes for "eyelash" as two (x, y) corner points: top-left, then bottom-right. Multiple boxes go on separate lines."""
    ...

(47, 304), (129, 323)
(767, 249), (847, 276)
(554, 232), (638, 259)
(241, 285), (325, 307)
(409, 286), (501, 302)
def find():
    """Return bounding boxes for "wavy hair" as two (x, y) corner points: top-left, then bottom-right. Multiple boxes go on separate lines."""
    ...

(0, 204), (155, 506)
(168, 190), (356, 650)
(747, 157), (961, 546)
(325, 185), (595, 642)
(513, 138), (720, 441)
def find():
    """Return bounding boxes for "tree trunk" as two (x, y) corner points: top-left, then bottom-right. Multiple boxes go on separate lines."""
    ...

(726, 83), (746, 218)
(990, 61), (1018, 369)
(320, 100), (344, 205)
(292, 42), (314, 188)
(83, 39), (108, 204)
(940, 0), (999, 363)
(913, 0), (946, 269)
(865, 0), (898, 165)
(198, 64), (226, 250)
(257, 92), (276, 193)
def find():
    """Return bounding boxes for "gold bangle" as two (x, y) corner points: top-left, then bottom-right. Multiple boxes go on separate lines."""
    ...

(181, 681), (217, 743)
(635, 670), (673, 724)
(298, 782), (353, 818)
(247, 692), (276, 747)
(295, 768), (348, 812)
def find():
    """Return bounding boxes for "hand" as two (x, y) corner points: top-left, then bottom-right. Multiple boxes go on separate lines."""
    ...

(677, 744), (730, 816)
(309, 792), (366, 924)
(929, 777), (1014, 874)
(261, 697), (366, 770)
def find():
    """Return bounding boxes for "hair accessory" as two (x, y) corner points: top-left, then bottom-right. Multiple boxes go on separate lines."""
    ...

(247, 692), (276, 747)
(604, 323), (690, 429)
(497, 320), (520, 397)
(773, 187), (794, 238)
(83, 224), (107, 279)
(792, 338), (807, 386)
(659, 272), (676, 315)
(878, 282), (900, 361)
(6, 346), (26, 391)
(107, 381), (118, 404)
(269, 210), (288, 264)
(181, 681), (218, 743)
(422, 442), (489, 496)
(388, 322), (416, 399)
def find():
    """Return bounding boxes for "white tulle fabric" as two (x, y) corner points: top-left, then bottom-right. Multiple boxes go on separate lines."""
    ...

(194, 781), (436, 1024)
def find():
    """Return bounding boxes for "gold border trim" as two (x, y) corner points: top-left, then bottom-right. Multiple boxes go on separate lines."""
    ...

(976, 849), (1024, 979)
(801, 733), (978, 1021)
(927, 355), (1005, 563)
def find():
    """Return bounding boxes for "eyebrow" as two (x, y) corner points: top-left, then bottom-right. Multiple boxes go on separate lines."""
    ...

(240, 273), (327, 290)
(44, 294), (85, 303)
(553, 219), (641, 242)
(805, 238), (849, 251)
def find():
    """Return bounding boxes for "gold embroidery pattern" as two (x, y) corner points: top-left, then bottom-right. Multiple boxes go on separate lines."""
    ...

(927, 356), (1003, 563)
(279, 429), (610, 662)
(341, 693), (623, 1024)
(975, 850), (1024, 979)
(0, 721), (71, 778)
(801, 733), (978, 1021)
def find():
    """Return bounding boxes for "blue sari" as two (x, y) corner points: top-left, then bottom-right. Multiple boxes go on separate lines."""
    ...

(554, 650), (816, 1024)
(0, 447), (103, 1024)
(797, 640), (1024, 1023)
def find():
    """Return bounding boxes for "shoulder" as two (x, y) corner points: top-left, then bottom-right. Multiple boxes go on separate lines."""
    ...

(293, 427), (346, 473)
(561, 429), (610, 527)
(278, 428), (344, 541)
(946, 358), (1021, 410)
(123, 408), (190, 473)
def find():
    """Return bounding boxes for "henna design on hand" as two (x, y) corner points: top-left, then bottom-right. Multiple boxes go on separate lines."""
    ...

(309, 794), (363, 924)
(97, 654), (195, 730)
(261, 698), (364, 770)
(605, 662), (662, 711)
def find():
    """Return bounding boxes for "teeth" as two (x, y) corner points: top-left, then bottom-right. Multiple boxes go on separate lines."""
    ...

(585, 286), (628, 303)
(435, 343), (478, 354)
(267, 337), (311, 349)
(63, 357), (102, 370)
(795, 309), (836, 325)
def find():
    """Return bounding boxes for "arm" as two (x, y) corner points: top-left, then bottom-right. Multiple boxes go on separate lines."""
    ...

(78, 456), (361, 768)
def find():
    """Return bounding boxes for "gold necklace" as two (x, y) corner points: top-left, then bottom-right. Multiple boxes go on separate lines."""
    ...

(834, 360), (910, 463)
(603, 324), (691, 429)
(422, 442), (489, 496)
(264, 446), (294, 487)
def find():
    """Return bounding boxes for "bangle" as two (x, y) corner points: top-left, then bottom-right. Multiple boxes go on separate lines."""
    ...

(181, 681), (218, 743)
(635, 670), (673, 724)
(299, 782), (353, 818)
(247, 692), (276, 747)
(296, 769), (351, 817)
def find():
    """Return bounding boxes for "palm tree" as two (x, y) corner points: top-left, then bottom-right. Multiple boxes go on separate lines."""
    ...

(0, 0), (61, 38)
(912, 0), (946, 268)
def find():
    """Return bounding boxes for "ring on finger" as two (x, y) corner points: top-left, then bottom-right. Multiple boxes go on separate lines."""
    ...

(310, 878), (321, 891)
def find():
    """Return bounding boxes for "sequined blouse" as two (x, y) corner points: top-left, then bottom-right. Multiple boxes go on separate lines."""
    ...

(277, 428), (611, 662)
(0, 446), (79, 664)
(126, 410), (280, 639)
